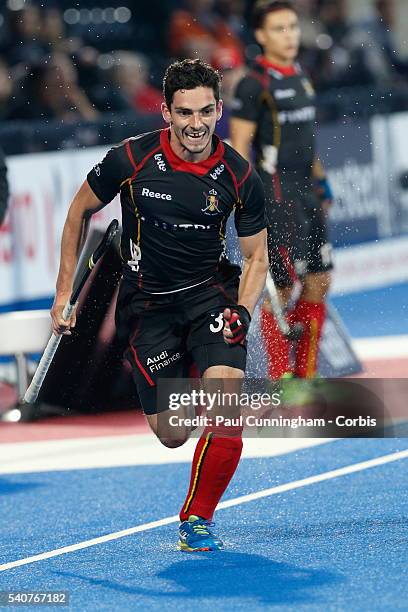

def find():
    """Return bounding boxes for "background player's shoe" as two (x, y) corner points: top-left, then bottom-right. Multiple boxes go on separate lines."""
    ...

(178, 515), (223, 552)
(280, 375), (317, 408)
(281, 371), (294, 380)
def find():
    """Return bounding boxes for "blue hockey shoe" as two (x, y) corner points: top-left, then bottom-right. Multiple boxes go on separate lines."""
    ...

(178, 515), (223, 552)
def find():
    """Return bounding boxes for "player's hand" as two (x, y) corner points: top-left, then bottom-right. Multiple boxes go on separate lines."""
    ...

(314, 177), (333, 214)
(223, 306), (251, 345)
(51, 294), (76, 336)
(260, 145), (278, 175)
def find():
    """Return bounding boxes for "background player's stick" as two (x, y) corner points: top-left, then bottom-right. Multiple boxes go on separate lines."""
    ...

(265, 272), (304, 341)
(23, 219), (119, 404)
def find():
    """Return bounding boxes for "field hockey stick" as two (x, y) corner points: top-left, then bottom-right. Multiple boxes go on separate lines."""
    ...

(265, 271), (304, 341)
(23, 219), (119, 404)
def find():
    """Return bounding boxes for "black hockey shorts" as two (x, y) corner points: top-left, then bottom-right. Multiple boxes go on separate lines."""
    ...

(260, 169), (333, 288)
(115, 263), (247, 414)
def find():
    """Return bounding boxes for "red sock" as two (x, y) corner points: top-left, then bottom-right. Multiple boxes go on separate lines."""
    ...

(260, 306), (290, 380)
(179, 425), (243, 521)
(291, 300), (326, 378)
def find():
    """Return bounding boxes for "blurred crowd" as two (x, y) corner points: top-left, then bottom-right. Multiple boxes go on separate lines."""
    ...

(0, 0), (407, 126)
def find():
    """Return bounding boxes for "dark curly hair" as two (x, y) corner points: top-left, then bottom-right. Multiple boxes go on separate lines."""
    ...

(252, 0), (297, 29)
(163, 59), (221, 109)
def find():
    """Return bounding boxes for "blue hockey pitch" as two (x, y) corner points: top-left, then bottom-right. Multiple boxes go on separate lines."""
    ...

(1, 437), (407, 611)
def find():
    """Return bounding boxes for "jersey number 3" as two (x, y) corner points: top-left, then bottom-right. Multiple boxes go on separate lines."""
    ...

(210, 312), (224, 333)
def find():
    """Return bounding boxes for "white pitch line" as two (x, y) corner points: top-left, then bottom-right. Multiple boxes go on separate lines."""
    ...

(0, 436), (331, 475)
(1, 447), (407, 572)
(353, 335), (408, 360)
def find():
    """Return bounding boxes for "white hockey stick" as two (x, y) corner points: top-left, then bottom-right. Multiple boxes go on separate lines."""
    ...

(265, 272), (303, 341)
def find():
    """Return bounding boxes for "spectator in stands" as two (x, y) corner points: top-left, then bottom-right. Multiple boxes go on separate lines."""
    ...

(41, 6), (82, 56)
(111, 51), (163, 114)
(350, 0), (408, 84)
(5, 3), (46, 67)
(0, 146), (9, 225)
(215, 0), (251, 46)
(168, 0), (243, 65)
(212, 47), (245, 109)
(41, 7), (66, 52)
(10, 53), (99, 122)
(312, 0), (374, 90)
(0, 59), (14, 122)
(74, 47), (132, 114)
(318, 0), (349, 43)
(211, 46), (246, 140)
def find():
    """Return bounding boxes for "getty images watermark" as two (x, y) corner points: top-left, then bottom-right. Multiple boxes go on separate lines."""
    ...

(167, 388), (282, 428)
(165, 389), (380, 430)
(156, 378), (407, 438)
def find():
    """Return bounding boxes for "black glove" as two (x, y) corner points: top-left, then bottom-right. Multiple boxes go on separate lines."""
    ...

(227, 305), (251, 345)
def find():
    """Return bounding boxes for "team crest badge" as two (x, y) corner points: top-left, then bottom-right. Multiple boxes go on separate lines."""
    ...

(202, 189), (221, 215)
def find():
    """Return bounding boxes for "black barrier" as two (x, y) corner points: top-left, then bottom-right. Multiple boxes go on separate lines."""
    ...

(18, 229), (140, 419)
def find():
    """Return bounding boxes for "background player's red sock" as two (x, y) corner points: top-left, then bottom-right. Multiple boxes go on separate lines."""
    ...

(179, 425), (242, 521)
(291, 300), (326, 378)
(260, 306), (290, 379)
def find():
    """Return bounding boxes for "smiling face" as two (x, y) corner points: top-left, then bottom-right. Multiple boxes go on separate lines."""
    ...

(255, 9), (301, 65)
(162, 86), (223, 162)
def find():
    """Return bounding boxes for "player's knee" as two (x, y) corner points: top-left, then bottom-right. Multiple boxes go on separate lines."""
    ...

(203, 365), (244, 379)
(157, 435), (189, 449)
(145, 409), (192, 448)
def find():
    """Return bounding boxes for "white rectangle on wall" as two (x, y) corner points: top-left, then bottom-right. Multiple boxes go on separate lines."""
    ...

(332, 235), (408, 295)
(0, 146), (120, 306)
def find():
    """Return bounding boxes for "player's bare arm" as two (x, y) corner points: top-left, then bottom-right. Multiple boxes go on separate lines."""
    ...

(237, 229), (268, 314)
(229, 117), (256, 162)
(51, 180), (104, 335)
(312, 156), (334, 212)
(223, 228), (268, 344)
(312, 157), (326, 181)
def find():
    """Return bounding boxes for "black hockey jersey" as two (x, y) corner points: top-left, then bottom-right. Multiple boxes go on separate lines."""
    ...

(87, 128), (265, 293)
(231, 56), (316, 177)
